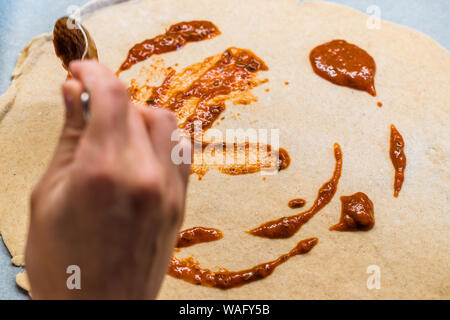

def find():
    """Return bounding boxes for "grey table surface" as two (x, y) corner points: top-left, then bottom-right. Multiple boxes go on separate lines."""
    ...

(0, 0), (448, 300)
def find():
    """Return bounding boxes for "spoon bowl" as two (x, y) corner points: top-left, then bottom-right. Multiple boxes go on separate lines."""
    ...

(53, 16), (98, 70)
(53, 16), (98, 119)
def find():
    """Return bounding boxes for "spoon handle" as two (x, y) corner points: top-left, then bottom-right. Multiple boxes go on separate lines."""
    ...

(80, 91), (90, 121)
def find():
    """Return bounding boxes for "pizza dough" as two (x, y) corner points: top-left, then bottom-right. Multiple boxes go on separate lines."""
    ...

(0, 0), (449, 299)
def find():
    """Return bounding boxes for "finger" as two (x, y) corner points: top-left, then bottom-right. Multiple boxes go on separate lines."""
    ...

(126, 103), (157, 158)
(139, 108), (176, 164)
(62, 79), (85, 130)
(48, 79), (85, 170)
(177, 136), (192, 184)
(139, 107), (190, 181)
(69, 60), (129, 142)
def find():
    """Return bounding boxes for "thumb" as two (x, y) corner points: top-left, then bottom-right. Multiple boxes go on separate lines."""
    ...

(48, 79), (85, 170)
(62, 79), (85, 131)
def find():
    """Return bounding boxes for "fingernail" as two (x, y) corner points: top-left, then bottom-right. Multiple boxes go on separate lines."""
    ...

(63, 90), (73, 118)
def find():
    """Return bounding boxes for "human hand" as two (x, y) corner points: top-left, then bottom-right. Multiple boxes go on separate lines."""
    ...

(25, 61), (190, 299)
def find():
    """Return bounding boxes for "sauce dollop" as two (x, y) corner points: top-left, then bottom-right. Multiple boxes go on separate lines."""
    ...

(329, 192), (375, 231)
(176, 227), (223, 248)
(288, 198), (306, 209)
(310, 40), (376, 96)
(118, 21), (220, 73)
(249, 143), (343, 239)
(169, 238), (318, 289)
(277, 148), (291, 171)
(390, 124), (406, 197)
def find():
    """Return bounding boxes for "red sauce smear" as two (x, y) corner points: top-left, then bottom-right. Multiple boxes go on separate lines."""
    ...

(390, 124), (406, 197)
(288, 198), (306, 209)
(118, 21), (220, 73)
(310, 40), (376, 96)
(218, 145), (290, 175)
(329, 192), (375, 231)
(199, 142), (290, 172)
(190, 141), (290, 179)
(176, 227), (223, 248)
(169, 238), (318, 289)
(249, 143), (343, 239)
(146, 47), (268, 134)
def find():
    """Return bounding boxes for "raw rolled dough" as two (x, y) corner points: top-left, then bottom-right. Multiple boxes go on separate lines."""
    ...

(0, 0), (449, 299)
